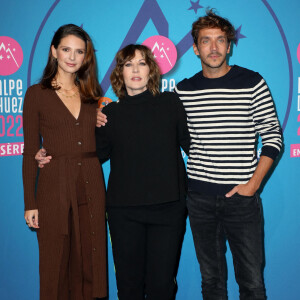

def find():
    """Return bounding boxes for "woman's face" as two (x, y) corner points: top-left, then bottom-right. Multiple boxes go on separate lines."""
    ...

(51, 34), (86, 76)
(122, 50), (150, 96)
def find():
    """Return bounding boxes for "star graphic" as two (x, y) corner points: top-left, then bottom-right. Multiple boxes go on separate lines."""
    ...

(188, 0), (203, 14)
(160, 54), (164, 58)
(7, 55), (10, 59)
(153, 54), (157, 58)
(235, 25), (246, 46)
(0, 55), (3, 60)
(13, 48), (16, 51)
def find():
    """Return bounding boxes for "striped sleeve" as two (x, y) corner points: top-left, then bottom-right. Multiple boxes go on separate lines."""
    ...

(250, 79), (282, 160)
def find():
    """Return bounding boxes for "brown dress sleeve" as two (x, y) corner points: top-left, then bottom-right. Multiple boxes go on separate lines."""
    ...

(22, 85), (41, 210)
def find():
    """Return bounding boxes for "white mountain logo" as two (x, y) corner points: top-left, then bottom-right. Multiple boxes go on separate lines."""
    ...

(151, 42), (173, 67)
(0, 42), (20, 67)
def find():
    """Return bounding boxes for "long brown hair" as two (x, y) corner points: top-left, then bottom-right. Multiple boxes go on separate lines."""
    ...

(110, 44), (160, 99)
(40, 24), (102, 102)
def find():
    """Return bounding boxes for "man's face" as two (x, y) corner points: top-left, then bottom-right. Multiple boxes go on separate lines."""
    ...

(193, 27), (230, 71)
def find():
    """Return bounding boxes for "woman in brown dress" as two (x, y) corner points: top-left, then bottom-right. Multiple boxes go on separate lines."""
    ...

(22, 24), (106, 300)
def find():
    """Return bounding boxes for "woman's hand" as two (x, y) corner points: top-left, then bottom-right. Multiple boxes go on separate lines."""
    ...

(35, 148), (52, 168)
(24, 210), (39, 229)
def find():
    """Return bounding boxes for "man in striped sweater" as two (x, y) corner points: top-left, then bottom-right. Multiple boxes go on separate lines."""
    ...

(175, 10), (282, 300)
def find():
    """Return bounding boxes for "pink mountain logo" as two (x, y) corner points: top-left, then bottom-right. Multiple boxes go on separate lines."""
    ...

(142, 35), (177, 75)
(0, 36), (23, 76)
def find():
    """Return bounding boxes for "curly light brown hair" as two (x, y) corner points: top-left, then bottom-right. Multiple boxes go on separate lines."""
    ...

(110, 44), (160, 99)
(191, 9), (236, 45)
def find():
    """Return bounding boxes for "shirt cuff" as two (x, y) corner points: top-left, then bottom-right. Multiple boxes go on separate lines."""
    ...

(261, 145), (280, 160)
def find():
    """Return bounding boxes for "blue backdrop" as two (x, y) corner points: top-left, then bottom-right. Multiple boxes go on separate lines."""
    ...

(1, 0), (300, 299)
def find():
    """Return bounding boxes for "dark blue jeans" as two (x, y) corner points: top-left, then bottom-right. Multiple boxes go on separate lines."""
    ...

(187, 190), (266, 300)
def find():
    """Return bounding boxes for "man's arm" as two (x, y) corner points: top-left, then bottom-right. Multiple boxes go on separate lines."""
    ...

(226, 155), (274, 197)
(96, 108), (107, 127)
(174, 94), (190, 155)
(227, 77), (282, 197)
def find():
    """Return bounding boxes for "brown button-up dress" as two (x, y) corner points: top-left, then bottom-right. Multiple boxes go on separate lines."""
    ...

(22, 84), (106, 299)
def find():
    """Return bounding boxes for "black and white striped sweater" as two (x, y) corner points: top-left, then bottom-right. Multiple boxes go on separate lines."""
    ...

(175, 65), (282, 195)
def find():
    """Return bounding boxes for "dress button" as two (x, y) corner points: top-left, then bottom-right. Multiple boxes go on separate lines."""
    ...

(90, 214), (93, 219)
(92, 231), (95, 235)
(78, 141), (82, 145)
(93, 248), (96, 251)
(86, 180), (89, 184)
(75, 122), (80, 126)
(78, 162), (82, 166)
(88, 197), (91, 201)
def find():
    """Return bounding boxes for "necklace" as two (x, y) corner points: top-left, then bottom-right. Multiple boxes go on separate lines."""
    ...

(56, 89), (79, 98)
(57, 81), (77, 92)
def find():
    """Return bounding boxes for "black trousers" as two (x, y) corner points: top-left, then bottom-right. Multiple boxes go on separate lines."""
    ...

(187, 190), (266, 300)
(107, 200), (187, 300)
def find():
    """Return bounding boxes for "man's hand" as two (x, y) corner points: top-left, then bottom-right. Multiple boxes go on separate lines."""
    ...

(226, 155), (274, 198)
(96, 108), (107, 127)
(24, 209), (39, 229)
(225, 182), (256, 197)
(35, 148), (52, 168)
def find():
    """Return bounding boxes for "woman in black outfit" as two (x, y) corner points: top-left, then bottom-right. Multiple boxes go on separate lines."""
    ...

(95, 44), (190, 300)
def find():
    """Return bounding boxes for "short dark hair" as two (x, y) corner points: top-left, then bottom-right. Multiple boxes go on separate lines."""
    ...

(40, 24), (102, 102)
(191, 9), (236, 45)
(110, 44), (160, 99)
